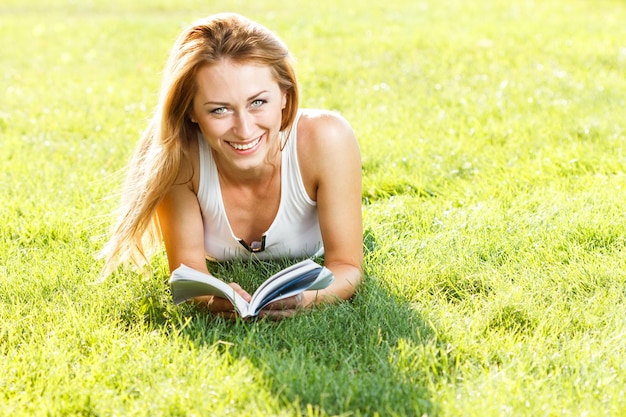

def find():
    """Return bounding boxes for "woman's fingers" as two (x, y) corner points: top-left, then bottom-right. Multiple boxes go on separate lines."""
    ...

(228, 282), (252, 302)
(263, 293), (304, 311)
(194, 287), (307, 320)
(192, 282), (252, 314)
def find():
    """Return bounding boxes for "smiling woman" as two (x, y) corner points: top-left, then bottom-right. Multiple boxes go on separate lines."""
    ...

(99, 13), (363, 319)
(191, 62), (286, 172)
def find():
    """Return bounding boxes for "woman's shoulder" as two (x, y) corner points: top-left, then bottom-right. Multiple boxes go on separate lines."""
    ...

(296, 108), (356, 147)
(295, 109), (360, 186)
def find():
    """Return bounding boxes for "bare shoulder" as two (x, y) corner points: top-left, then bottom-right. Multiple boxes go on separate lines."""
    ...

(296, 109), (361, 197)
(296, 109), (357, 148)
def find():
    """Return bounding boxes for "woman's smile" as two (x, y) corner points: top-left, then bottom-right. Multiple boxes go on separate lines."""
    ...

(226, 134), (263, 152)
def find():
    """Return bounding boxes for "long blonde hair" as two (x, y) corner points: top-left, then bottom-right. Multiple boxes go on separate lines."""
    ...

(99, 13), (299, 278)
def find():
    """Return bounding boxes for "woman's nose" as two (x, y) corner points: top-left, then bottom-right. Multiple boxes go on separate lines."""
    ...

(233, 111), (254, 138)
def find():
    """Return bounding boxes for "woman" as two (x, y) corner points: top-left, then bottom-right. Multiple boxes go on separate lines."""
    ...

(100, 13), (363, 319)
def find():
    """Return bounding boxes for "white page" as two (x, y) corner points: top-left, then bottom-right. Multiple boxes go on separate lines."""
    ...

(170, 264), (250, 316)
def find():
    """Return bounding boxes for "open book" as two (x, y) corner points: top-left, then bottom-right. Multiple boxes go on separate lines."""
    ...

(169, 259), (334, 318)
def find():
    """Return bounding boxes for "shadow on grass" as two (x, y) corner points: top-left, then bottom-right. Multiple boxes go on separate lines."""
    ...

(120, 231), (446, 416)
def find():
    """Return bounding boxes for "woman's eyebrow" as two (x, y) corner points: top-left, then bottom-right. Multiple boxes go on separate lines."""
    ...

(203, 90), (269, 106)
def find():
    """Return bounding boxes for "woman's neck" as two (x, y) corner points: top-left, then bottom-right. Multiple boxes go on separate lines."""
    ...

(214, 150), (281, 188)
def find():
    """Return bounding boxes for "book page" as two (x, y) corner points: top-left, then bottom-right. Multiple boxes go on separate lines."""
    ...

(251, 259), (319, 298)
(248, 263), (334, 316)
(169, 264), (250, 315)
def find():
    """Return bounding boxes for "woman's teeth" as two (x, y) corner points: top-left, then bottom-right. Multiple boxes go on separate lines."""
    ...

(229, 137), (261, 150)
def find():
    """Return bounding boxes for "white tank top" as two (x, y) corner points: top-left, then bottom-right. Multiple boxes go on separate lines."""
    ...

(196, 110), (324, 261)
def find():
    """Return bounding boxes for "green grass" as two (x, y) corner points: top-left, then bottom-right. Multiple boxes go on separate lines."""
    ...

(2, 0), (626, 415)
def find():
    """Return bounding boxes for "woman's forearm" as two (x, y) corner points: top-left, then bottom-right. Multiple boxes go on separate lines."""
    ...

(303, 263), (363, 306)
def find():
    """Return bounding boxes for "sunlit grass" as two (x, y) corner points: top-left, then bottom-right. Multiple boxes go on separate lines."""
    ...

(1, 0), (626, 415)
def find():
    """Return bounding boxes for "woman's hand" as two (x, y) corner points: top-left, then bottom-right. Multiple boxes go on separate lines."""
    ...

(195, 288), (307, 320)
(258, 292), (306, 320)
(193, 283), (252, 319)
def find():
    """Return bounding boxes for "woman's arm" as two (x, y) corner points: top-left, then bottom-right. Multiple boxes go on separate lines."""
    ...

(262, 110), (363, 318)
(305, 111), (363, 304)
(157, 175), (207, 274)
(157, 160), (252, 314)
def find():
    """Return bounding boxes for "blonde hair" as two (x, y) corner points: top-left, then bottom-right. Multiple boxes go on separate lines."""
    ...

(99, 13), (299, 278)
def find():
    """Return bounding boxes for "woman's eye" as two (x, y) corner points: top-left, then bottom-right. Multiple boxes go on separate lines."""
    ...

(250, 99), (266, 108)
(211, 107), (228, 115)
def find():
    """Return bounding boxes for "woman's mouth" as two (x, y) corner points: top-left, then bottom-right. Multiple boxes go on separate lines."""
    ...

(227, 135), (262, 151)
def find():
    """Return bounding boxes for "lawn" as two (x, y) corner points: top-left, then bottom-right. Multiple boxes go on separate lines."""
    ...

(1, 0), (625, 415)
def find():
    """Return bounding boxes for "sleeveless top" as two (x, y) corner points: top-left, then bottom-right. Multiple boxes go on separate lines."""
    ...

(196, 110), (324, 261)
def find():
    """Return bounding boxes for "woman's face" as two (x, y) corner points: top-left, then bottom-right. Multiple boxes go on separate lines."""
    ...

(191, 60), (287, 172)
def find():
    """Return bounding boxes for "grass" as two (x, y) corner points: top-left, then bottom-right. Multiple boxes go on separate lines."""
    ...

(1, 0), (626, 415)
